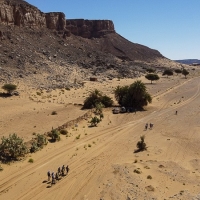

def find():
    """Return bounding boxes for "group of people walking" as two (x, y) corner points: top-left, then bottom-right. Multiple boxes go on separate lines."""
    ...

(145, 123), (154, 130)
(47, 165), (69, 185)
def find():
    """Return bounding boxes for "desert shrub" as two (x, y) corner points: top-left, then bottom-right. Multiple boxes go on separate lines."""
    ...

(60, 129), (68, 135)
(48, 129), (60, 142)
(101, 95), (113, 107)
(134, 169), (142, 174)
(182, 69), (189, 78)
(88, 144), (92, 147)
(51, 111), (57, 115)
(90, 116), (100, 127)
(100, 113), (104, 120)
(136, 135), (147, 152)
(0, 133), (28, 160)
(2, 83), (17, 95)
(30, 141), (40, 153)
(145, 73), (160, 84)
(95, 102), (104, 115)
(65, 87), (70, 91)
(28, 158), (34, 163)
(146, 68), (156, 73)
(76, 134), (80, 139)
(174, 69), (182, 75)
(162, 69), (173, 77)
(147, 175), (152, 179)
(30, 134), (48, 153)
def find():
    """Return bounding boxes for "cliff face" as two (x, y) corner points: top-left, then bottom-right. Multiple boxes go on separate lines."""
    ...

(0, 0), (115, 38)
(66, 19), (115, 38)
(0, 0), (66, 31)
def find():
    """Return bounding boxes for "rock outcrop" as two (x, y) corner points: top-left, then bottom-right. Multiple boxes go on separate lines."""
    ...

(0, 0), (66, 30)
(0, 0), (115, 38)
(66, 19), (115, 38)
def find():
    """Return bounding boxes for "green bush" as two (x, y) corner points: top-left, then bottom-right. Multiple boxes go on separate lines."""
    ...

(28, 158), (34, 163)
(60, 129), (68, 135)
(48, 129), (60, 142)
(90, 116), (100, 127)
(30, 134), (48, 153)
(2, 83), (17, 95)
(136, 135), (147, 152)
(145, 73), (160, 84)
(0, 133), (28, 160)
(147, 175), (152, 179)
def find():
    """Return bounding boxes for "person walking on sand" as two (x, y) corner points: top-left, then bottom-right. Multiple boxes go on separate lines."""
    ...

(149, 123), (154, 129)
(145, 123), (148, 130)
(47, 170), (51, 181)
(175, 110), (178, 115)
(66, 165), (69, 174)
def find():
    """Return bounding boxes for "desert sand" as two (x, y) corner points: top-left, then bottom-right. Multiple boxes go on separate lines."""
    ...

(0, 69), (200, 200)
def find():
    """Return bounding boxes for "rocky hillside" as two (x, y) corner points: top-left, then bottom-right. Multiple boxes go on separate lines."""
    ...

(0, 0), (177, 90)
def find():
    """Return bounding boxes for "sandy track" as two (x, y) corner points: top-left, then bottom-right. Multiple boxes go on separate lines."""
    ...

(0, 76), (200, 199)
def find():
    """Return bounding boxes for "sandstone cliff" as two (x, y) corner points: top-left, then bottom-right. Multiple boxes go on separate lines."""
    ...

(0, 0), (115, 38)
(66, 19), (115, 38)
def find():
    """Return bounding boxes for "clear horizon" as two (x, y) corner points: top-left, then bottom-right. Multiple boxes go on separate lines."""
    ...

(26, 0), (200, 60)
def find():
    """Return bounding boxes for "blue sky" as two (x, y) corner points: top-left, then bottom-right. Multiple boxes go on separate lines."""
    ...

(26, 0), (200, 60)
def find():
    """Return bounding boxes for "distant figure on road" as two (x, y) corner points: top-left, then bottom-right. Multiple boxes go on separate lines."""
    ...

(145, 123), (148, 130)
(175, 111), (178, 115)
(149, 123), (154, 129)
(47, 170), (51, 181)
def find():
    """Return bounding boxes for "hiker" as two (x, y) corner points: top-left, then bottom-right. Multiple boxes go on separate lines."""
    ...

(58, 167), (61, 176)
(55, 172), (59, 181)
(145, 123), (148, 130)
(66, 165), (69, 174)
(47, 170), (51, 181)
(134, 108), (137, 114)
(150, 123), (154, 129)
(51, 172), (56, 184)
(175, 110), (178, 115)
(61, 165), (65, 176)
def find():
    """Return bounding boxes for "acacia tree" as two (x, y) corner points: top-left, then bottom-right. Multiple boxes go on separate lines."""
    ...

(0, 133), (28, 160)
(182, 69), (189, 78)
(114, 80), (152, 109)
(2, 84), (17, 95)
(145, 73), (160, 84)
(162, 69), (173, 78)
(174, 69), (182, 75)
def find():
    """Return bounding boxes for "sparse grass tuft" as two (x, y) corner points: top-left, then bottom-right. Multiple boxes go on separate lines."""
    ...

(147, 175), (152, 179)
(76, 134), (80, 140)
(28, 158), (34, 163)
(60, 129), (68, 135)
(51, 111), (57, 115)
(134, 169), (142, 174)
